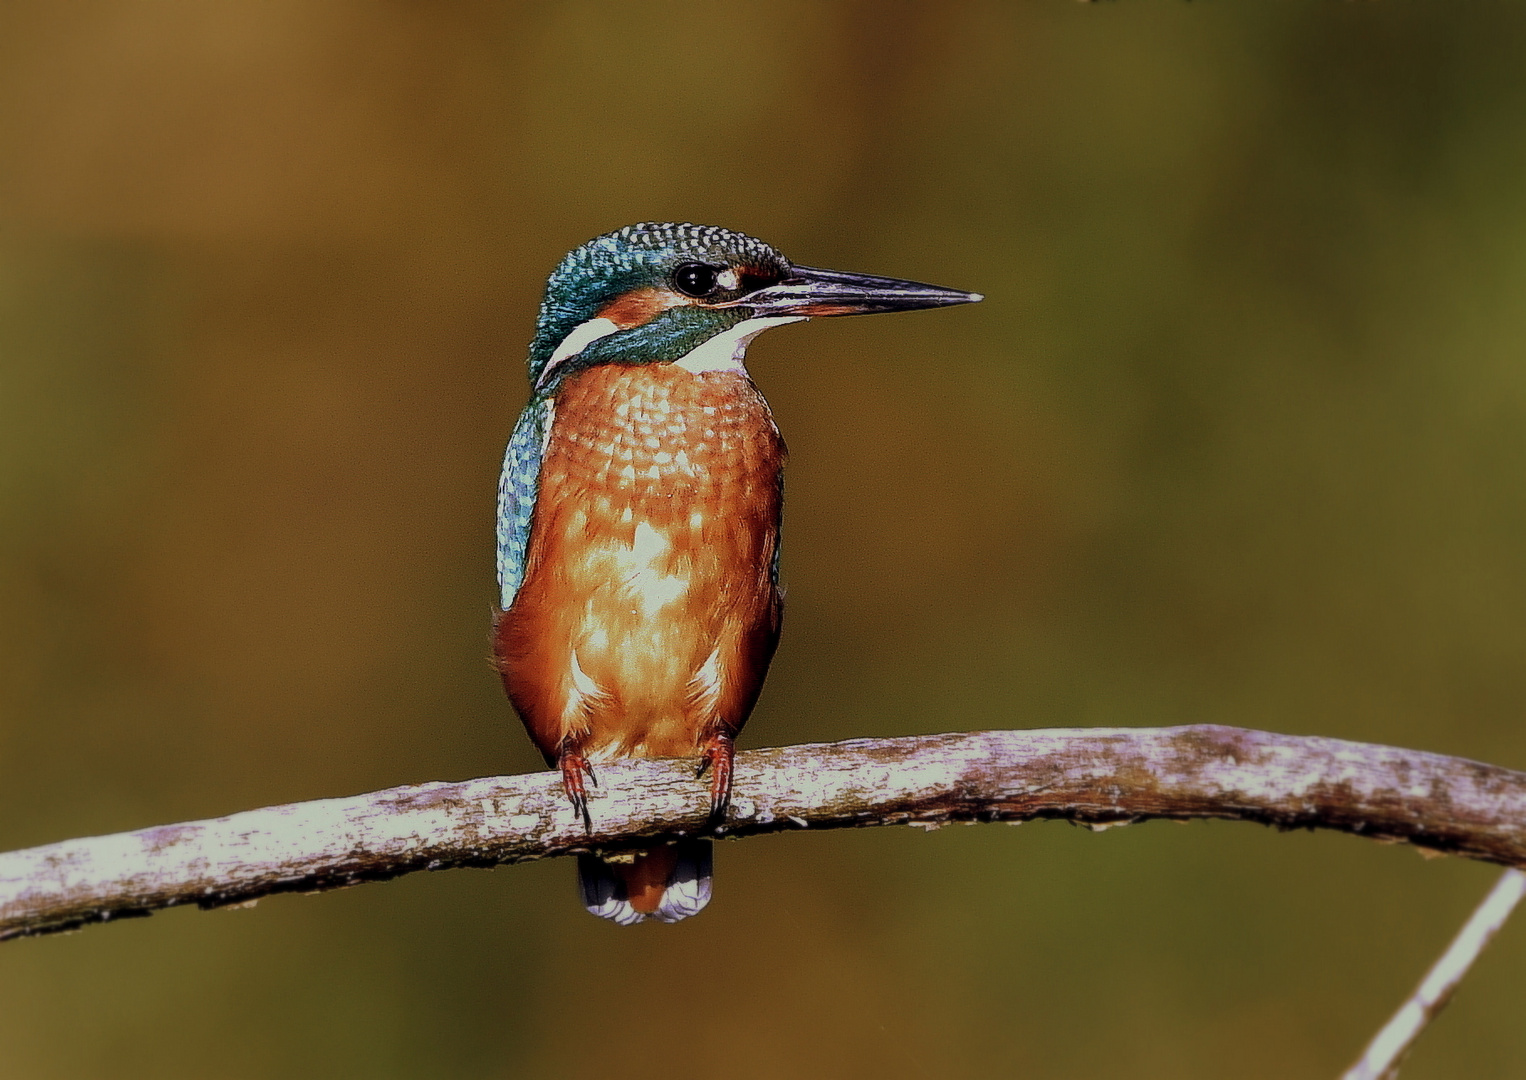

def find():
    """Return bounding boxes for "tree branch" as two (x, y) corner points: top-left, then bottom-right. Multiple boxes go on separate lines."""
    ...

(3, 725), (1524, 942)
(1341, 867), (1526, 1080)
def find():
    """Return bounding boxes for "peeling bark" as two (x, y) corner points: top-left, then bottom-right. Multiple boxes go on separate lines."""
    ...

(2, 725), (1524, 942)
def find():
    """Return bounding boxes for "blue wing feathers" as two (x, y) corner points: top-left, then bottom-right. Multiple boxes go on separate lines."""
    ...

(496, 397), (552, 609)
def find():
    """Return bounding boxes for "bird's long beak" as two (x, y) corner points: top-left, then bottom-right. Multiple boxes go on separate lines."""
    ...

(732, 264), (983, 318)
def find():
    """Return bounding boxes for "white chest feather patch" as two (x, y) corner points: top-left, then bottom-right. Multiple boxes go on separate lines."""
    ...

(615, 521), (687, 618)
(673, 316), (807, 374)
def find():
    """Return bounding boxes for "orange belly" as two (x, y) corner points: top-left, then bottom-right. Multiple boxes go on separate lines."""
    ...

(494, 361), (785, 763)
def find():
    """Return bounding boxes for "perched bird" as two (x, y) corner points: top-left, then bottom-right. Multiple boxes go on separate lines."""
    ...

(494, 223), (981, 924)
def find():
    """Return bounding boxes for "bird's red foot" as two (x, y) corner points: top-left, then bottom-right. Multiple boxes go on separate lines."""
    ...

(696, 733), (734, 823)
(559, 749), (596, 832)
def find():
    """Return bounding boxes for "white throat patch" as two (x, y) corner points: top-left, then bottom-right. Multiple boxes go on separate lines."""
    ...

(672, 316), (808, 375)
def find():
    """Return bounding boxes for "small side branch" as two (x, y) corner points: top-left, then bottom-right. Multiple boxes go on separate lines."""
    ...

(2, 725), (1525, 942)
(1342, 867), (1526, 1080)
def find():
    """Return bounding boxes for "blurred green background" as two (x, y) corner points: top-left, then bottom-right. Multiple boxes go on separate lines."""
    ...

(2, 1), (1525, 1077)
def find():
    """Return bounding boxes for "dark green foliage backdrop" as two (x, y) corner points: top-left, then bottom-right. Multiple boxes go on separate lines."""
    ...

(2, 2), (1524, 1077)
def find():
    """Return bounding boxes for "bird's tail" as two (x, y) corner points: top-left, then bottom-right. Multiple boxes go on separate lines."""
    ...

(578, 839), (712, 925)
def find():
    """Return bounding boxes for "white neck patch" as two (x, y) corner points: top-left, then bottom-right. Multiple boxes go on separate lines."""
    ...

(536, 316), (622, 390)
(672, 316), (808, 375)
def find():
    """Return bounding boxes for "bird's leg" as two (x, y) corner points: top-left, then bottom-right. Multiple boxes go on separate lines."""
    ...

(558, 745), (597, 833)
(696, 732), (735, 823)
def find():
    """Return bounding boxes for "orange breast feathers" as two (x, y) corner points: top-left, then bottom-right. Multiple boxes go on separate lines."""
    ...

(494, 361), (786, 765)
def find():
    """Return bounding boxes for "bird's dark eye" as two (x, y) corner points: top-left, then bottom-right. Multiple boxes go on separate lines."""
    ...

(673, 263), (719, 298)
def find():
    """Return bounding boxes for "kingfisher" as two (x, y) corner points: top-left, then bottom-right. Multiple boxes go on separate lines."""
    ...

(494, 223), (981, 925)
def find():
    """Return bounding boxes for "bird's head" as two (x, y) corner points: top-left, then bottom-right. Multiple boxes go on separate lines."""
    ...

(526, 222), (982, 393)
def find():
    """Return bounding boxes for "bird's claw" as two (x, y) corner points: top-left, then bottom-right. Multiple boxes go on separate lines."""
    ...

(559, 750), (597, 833)
(698, 734), (734, 824)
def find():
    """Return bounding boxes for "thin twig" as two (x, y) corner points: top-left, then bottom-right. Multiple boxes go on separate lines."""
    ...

(1341, 867), (1526, 1080)
(1, 725), (1524, 942)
